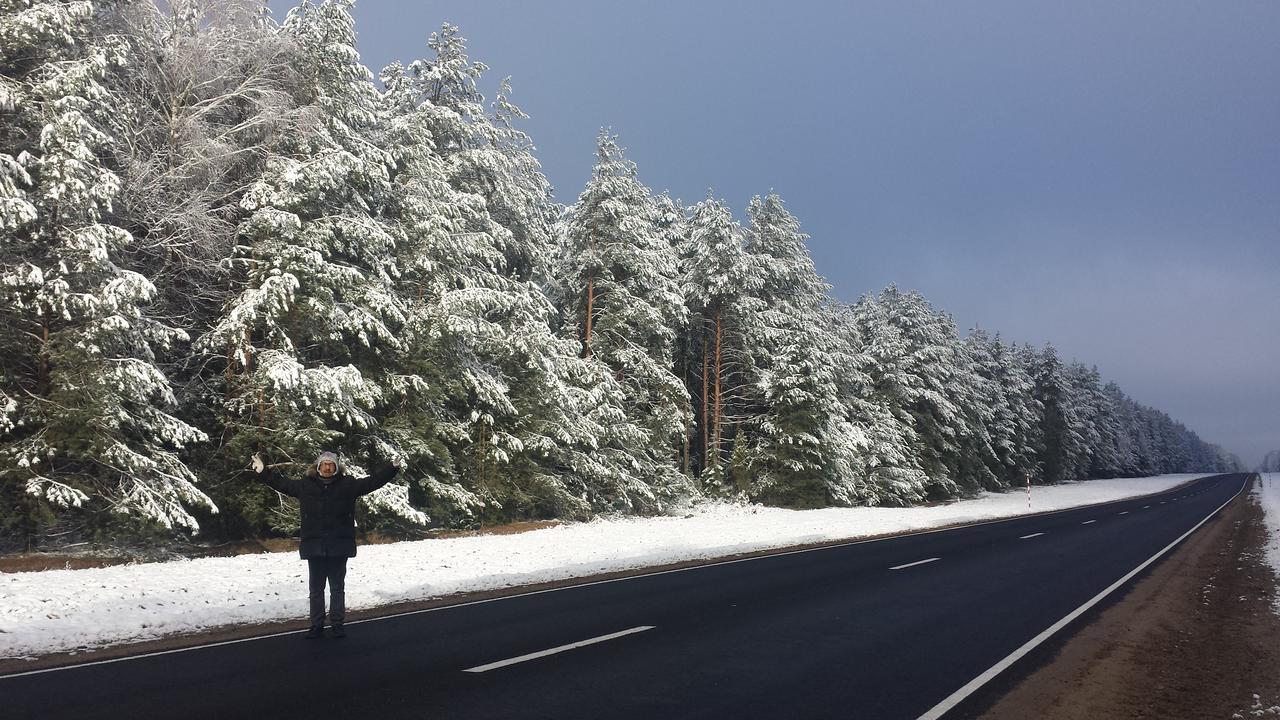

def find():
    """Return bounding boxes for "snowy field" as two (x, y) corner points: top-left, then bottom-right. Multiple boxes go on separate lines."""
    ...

(1258, 474), (1280, 615)
(0, 474), (1209, 660)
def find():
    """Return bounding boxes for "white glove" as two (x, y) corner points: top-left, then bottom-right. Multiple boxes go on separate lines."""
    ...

(251, 453), (265, 474)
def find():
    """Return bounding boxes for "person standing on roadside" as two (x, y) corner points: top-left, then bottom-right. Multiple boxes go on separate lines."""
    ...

(250, 450), (403, 638)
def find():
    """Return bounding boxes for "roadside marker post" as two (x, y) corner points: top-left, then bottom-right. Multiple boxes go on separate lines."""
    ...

(1026, 473), (1031, 509)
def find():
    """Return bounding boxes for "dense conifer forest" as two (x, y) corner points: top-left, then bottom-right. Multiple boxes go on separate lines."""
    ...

(0, 0), (1240, 551)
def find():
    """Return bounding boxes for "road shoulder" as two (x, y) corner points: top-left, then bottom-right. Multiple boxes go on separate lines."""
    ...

(976, 478), (1280, 719)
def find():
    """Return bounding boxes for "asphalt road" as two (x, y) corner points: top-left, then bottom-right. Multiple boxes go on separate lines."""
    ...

(3, 473), (1251, 720)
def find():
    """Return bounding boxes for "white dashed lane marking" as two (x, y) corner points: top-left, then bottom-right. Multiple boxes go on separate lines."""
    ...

(463, 626), (656, 673)
(890, 557), (941, 571)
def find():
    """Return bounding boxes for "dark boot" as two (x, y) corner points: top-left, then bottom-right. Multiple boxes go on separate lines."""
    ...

(304, 625), (324, 639)
(330, 623), (346, 638)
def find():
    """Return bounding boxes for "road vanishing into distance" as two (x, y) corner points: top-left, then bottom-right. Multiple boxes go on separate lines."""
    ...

(4, 473), (1252, 720)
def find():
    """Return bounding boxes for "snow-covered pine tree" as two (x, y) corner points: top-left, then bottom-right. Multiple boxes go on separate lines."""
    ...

(1126, 395), (1158, 475)
(1062, 362), (1100, 476)
(680, 195), (755, 484)
(842, 294), (932, 504)
(0, 0), (213, 541)
(409, 23), (557, 282)
(988, 335), (1044, 485)
(1151, 410), (1191, 474)
(383, 27), (687, 520)
(1168, 418), (1197, 473)
(1033, 344), (1090, 483)
(1013, 342), (1049, 474)
(1066, 362), (1126, 478)
(958, 328), (1013, 490)
(652, 192), (701, 472)
(927, 328), (994, 494)
(1102, 382), (1140, 476)
(552, 131), (690, 487)
(873, 286), (967, 498)
(392, 24), (550, 515)
(377, 57), (501, 524)
(486, 77), (557, 284)
(739, 193), (858, 506)
(200, 0), (422, 523)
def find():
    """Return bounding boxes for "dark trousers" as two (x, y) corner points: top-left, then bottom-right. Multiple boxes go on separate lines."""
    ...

(307, 556), (348, 627)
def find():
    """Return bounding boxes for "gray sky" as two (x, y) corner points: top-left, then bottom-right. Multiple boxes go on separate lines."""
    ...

(272, 1), (1279, 466)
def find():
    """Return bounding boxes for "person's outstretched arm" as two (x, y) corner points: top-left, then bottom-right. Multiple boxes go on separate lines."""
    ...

(251, 453), (300, 497)
(354, 457), (404, 496)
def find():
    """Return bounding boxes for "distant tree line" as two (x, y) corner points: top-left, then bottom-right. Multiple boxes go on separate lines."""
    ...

(1259, 450), (1280, 473)
(0, 1), (1241, 551)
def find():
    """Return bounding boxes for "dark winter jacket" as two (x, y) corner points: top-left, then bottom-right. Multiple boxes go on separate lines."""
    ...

(257, 464), (399, 559)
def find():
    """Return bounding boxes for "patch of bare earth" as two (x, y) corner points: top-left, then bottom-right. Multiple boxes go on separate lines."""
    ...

(979, 480), (1280, 719)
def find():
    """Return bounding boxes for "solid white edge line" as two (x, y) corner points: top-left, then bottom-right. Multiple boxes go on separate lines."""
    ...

(1080, 520), (1096, 525)
(0, 474), (1225, 680)
(915, 475), (1248, 720)
(890, 557), (940, 571)
(0, 629), (305, 680)
(462, 626), (654, 673)
(1018, 533), (1045, 540)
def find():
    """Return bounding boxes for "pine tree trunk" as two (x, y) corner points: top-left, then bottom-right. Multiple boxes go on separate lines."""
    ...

(582, 275), (595, 357)
(256, 388), (266, 449)
(23, 492), (36, 553)
(224, 341), (236, 395)
(680, 351), (691, 475)
(37, 319), (50, 395)
(234, 329), (253, 402)
(237, 241), (257, 407)
(477, 425), (490, 491)
(478, 428), (485, 490)
(701, 335), (709, 469)
(713, 307), (723, 468)
(683, 423), (690, 475)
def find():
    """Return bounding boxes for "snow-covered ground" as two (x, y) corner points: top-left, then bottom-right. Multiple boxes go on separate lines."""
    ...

(0, 473), (1209, 660)
(1257, 473), (1280, 615)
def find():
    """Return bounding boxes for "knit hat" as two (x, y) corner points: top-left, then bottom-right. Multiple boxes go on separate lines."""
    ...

(316, 452), (340, 476)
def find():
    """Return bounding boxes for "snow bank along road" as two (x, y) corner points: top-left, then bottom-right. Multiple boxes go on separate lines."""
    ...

(2, 473), (1251, 720)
